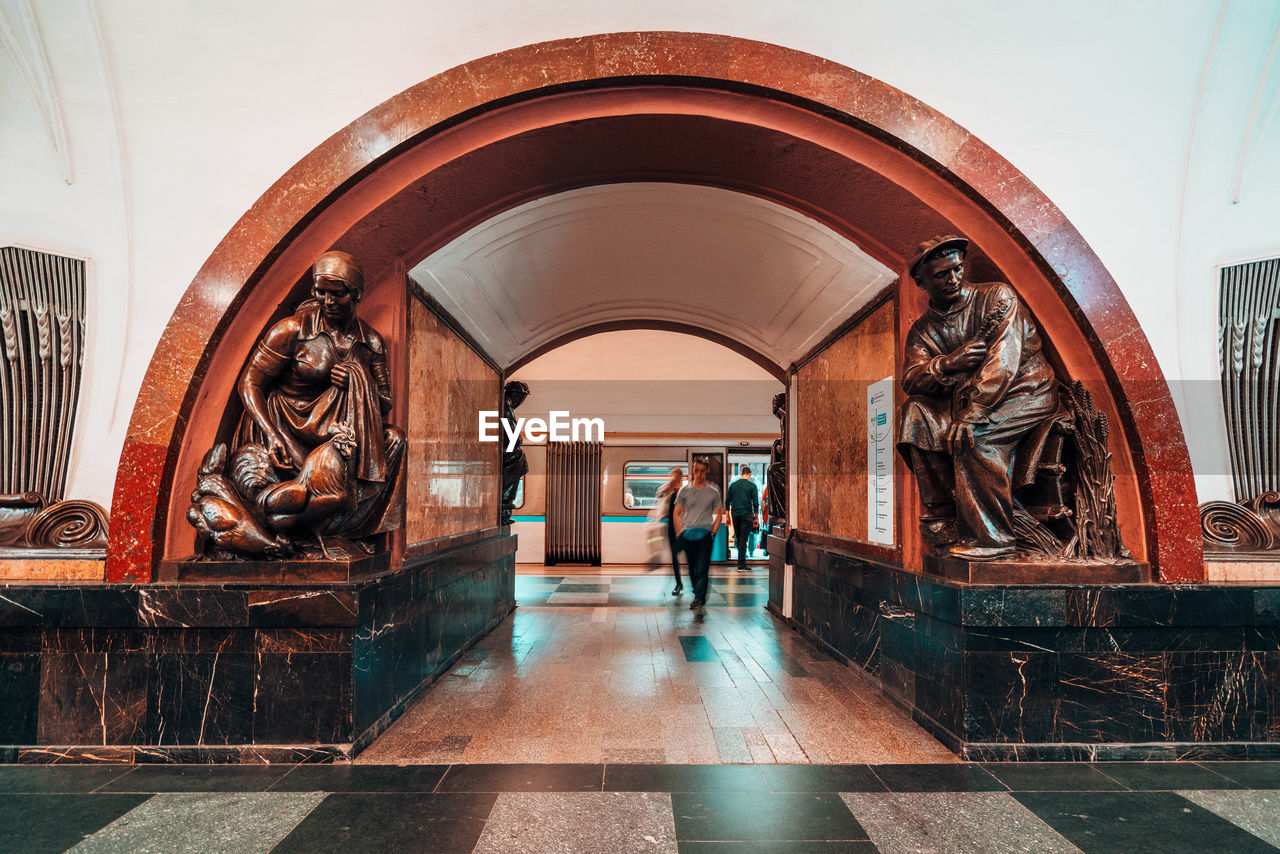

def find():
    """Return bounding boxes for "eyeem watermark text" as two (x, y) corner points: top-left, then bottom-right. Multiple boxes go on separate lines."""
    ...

(479, 410), (605, 451)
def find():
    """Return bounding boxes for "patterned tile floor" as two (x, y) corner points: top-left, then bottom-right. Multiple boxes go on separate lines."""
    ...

(3, 761), (1279, 852)
(358, 572), (957, 765)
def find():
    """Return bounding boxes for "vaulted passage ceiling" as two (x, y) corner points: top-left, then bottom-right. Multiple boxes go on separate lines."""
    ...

(409, 183), (897, 371)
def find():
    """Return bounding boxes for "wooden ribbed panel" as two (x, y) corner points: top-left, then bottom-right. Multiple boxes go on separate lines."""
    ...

(545, 441), (601, 564)
(0, 248), (86, 499)
(1221, 258), (1280, 500)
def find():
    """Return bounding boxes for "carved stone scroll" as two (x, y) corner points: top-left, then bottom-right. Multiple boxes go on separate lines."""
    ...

(1212, 258), (1280, 553)
(1201, 492), (1280, 552)
(0, 493), (108, 550)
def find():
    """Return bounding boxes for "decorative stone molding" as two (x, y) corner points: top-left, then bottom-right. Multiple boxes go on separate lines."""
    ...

(0, 492), (108, 551)
(1201, 492), (1280, 552)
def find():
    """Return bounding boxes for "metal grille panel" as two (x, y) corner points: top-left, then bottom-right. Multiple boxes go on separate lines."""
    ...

(0, 247), (86, 499)
(544, 441), (602, 564)
(1220, 257), (1280, 500)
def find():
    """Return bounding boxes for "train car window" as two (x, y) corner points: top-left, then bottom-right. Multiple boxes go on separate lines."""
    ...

(622, 462), (683, 510)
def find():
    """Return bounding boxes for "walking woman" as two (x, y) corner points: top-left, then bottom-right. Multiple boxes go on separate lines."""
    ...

(656, 467), (685, 595)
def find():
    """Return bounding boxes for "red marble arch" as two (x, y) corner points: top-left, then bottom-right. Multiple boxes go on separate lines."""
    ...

(107, 32), (1202, 582)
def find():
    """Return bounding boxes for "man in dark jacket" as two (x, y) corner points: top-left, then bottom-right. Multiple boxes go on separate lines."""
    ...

(725, 465), (760, 572)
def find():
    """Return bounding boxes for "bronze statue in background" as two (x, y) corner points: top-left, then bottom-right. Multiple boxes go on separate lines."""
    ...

(187, 250), (405, 560)
(500, 380), (530, 525)
(766, 391), (787, 526)
(897, 235), (1060, 561)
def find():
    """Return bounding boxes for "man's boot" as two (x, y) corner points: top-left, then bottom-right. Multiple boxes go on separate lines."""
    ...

(919, 504), (958, 551)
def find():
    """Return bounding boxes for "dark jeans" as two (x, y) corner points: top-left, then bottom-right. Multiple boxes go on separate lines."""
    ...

(908, 441), (1020, 549)
(665, 517), (683, 585)
(681, 533), (713, 604)
(732, 515), (754, 569)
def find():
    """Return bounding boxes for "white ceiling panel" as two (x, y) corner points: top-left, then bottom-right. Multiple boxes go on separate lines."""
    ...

(410, 182), (896, 369)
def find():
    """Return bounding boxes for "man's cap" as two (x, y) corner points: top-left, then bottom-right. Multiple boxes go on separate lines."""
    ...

(908, 235), (969, 279)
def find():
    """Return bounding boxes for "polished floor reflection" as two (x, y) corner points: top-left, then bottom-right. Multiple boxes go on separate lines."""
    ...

(357, 571), (957, 765)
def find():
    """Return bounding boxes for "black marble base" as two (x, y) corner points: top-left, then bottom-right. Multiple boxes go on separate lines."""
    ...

(961, 741), (1280, 761)
(924, 554), (1151, 584)
(159, 552), (391, 584)
(0, 530), (517, 761)
(350, 606), (510, 757)
(767, 534), (788, 611)
(10, 745), (349, 764)
(781, 533), (1280, 760)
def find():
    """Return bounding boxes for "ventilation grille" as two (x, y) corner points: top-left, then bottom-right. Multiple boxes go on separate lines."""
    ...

(0, 247), (86, 498)
(1220, 257), (1280, 500)
(544, 441), (602, 564)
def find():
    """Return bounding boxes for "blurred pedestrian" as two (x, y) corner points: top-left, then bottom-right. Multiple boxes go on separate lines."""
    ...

(674, 459), (724, 612)
(655, 467), (685, 595)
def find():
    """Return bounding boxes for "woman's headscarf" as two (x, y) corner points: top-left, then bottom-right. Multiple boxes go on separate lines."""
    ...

(312, 250), (365, 301)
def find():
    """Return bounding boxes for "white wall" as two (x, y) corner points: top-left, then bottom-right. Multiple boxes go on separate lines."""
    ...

(510, 331), (783, 436)
(0, 0), (133, 501)
(2, 0), (1277, 505)
(1171, 3), (1280, 500)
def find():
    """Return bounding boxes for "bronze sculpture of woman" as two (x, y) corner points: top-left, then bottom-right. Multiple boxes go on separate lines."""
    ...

(187, 250), (405, 560)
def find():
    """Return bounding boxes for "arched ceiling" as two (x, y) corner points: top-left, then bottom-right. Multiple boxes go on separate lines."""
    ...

(409, 183), (896, 371)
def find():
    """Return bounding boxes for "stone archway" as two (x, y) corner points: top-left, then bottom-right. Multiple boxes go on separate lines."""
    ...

(107, 32), (1200, 582)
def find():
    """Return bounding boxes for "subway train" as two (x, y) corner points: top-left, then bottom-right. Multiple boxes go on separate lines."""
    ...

(509, 441), (772, 566)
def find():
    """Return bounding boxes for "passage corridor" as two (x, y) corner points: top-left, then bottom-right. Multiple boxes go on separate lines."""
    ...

(358, 571), (957, 765)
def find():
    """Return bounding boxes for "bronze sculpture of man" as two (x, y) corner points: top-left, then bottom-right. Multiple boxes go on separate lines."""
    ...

(766, 391), (787, 526)
(500, 380), (530, 525)
(896, 235), (1058, 561)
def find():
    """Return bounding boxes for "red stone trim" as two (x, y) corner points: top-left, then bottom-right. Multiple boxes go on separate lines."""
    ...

(108, 32), (1201, 582)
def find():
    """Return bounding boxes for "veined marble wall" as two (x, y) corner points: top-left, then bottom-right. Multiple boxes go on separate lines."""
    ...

(0, 531), (516, 759)
(406, 295), (500, 548)
(777, 537), (1280, 760)
(795, 299), (896, 544)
